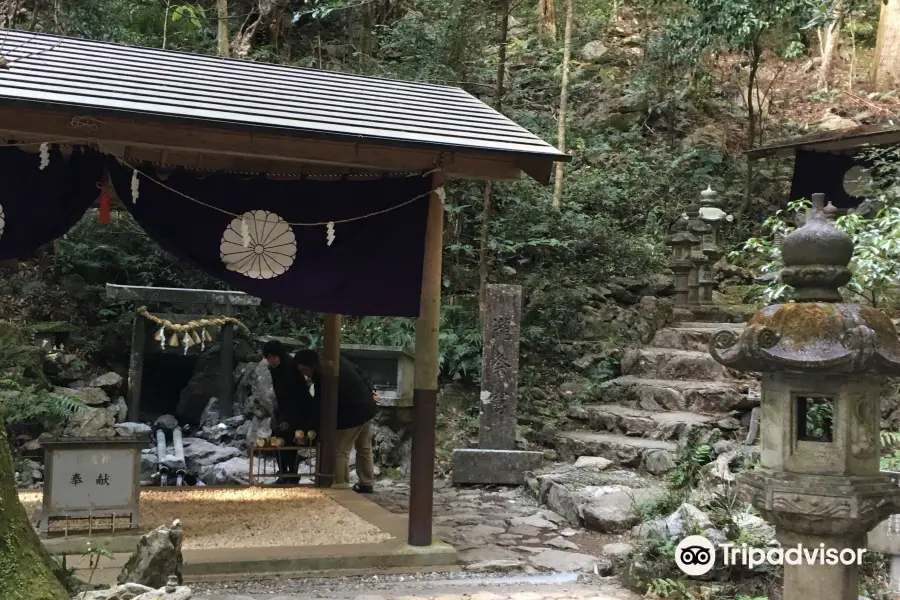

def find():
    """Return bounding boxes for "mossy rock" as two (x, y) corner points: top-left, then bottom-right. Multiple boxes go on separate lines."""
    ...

(27, 322), (74, 335)
(0, 322), (49, 387)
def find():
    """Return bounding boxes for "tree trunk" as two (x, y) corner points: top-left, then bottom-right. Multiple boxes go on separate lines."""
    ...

(217, 0), (229, 57)
(478, 0), (510, 322)
(818, 0), (844, 89)
(537, 0), (556, 42)
(873, 0), (900, 91)
(0, 424), (69, 600)
(551, 0), (573, 211)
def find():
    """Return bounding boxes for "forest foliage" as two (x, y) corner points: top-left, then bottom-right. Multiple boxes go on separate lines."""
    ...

(1, 0), (891, 395)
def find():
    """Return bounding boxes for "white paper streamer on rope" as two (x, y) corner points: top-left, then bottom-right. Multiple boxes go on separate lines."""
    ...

(183, 334), (191, 356)
(435, 186), (446, 202)
(131, 170), (140, 204)
(158, 326), (166, 350)
(39, 143), (50, 170)
(241, 216), (250, 248)
(326, 221), (336, 246)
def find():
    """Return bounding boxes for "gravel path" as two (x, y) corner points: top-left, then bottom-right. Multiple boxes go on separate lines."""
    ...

(193, 572), (641, 599)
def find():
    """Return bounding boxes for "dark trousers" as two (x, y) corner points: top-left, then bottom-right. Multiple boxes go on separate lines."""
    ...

(276, 449), (298, 477)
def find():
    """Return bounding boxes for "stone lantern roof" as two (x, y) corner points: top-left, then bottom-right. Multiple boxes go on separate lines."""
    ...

(710, 193), (900, 374)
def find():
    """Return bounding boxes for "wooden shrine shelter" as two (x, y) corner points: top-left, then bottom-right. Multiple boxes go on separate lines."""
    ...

(746, 122), (900, 211)
(0, 29), (568, 548)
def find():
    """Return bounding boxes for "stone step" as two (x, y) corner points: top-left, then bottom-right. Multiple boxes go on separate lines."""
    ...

(553, 431), (678, 474)
(566, 404), (738, 440)
(597, 376), (759, 413)
(670, 321), (746, 329)
(621, 347), (748, 381)
(651, 324), (745, 352)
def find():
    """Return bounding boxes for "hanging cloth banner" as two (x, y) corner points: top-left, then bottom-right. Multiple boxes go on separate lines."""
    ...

(0, 145), (105, 260)
(106, 159), (433, 317)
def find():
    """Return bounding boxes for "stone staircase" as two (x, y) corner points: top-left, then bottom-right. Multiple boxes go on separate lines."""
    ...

(553, 321), (760, 473)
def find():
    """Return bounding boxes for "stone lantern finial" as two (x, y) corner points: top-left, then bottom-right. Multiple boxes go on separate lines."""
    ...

(780, 193), (853, 303)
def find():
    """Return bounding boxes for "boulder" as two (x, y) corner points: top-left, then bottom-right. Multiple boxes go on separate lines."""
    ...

(528, 549), (607, 573)
(74, 583), (155, 600)
(118, 521), (184, 589)
(580, 487), (664, 533)
(234, 360), (275, 419)
(573, 456), (612, 470)
(131, 587), (193, 600)
(734, 511), (775, 542)
(154, 415), (179, 432)
(115, 397), (129, 422)
(199, 456), (250, 485)
(89, 372), (124, 395)
(56, 386), (109, 407)
(64, 405), (117, 437)
(633, 503), (718, 542)
(115, 422), (152, 438)
(180, 438), (240, 473)
(199, 397), (221, 428)
(140, 449), (158, 482)
(177, 346), (225, 426)
(580, 40), (608, 61)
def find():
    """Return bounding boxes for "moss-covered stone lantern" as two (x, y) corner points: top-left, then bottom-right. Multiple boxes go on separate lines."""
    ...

(710, 193), (900, 600)
(698, 187), (728, 305)
(685, 199), (712, 306)
(667, 215), (698, 308)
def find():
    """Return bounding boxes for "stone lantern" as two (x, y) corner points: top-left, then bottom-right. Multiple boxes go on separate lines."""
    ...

(697, 187), (729, 305)
(685, 199), (712, 306)
(667, 215), (698, 308)
(709, 193), (900, 600)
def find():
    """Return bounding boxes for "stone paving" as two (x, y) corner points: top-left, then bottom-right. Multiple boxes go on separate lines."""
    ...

(366, 478), (632, 575)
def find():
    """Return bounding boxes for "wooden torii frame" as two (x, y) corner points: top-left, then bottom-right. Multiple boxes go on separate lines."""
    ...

(105, 283), (261, 422)
(0, 31), (568, 547)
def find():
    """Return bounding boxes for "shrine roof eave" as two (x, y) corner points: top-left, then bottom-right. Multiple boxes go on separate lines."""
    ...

(0, 99), (564, 183)
(0, 30), (569, 183)
(746, 122), (900, 160)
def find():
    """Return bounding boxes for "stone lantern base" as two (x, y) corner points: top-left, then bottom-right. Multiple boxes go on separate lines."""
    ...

(740, 469), (900, 536)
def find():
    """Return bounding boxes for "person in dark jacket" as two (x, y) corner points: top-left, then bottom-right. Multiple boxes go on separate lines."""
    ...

(293, 349), (378, 493)
(263, 340), (315, 484)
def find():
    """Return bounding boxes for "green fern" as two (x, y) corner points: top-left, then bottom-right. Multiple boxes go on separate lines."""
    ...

(646, 578), (697, 599)
(882, 430), (900, 450)
(668, 432), (713, 490)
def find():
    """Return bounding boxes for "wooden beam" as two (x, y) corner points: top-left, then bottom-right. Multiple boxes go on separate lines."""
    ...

(0, 106), (531, 182)
(317, 313), (341, 489)
(105, 284), (261, 306)
(408, 172), (445, 547)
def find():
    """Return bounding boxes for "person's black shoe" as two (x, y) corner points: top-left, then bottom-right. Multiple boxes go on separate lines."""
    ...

(352, 483), (374, 494)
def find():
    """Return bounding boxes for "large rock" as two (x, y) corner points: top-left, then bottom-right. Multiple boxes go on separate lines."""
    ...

(177, 347), (226, 426)
(56, 386), (109, 407)
(118, 521), (184, 589)
(527, 464), (663, 531)
(89, 372), (124, 395)
(580, 487), (665, 533)
(180, 437), (240, 473)
(75, 583), (155, 600)
(131, 587), (193, 600)
(199, 397), (221, 428)
(154, 415), (179, 432)
(580, 40), (608, 61)
(199, 456), (250, 485)
(633, 503), (722, 543)
(234, 361), (275, 419)
(528, 549), (607, 573)
(116, 422), (152, 438)
(64, 405), (117, 437)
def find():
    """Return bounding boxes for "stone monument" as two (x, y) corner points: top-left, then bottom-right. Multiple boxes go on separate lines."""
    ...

(667, 215), (697, 308)
(451, 284), (543, 485)
(709, 193), (900, 600)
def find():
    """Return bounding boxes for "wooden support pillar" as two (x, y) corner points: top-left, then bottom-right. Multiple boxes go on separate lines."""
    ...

(317, 313), (341, 488)
(126, 315), (147, 422)
(409, 173), (445, 547)
(220, 301), (235, 419)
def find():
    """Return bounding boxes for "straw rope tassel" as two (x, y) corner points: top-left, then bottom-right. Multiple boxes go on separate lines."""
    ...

(39, 142), (50, 170)
(131, 170), (140, 204)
